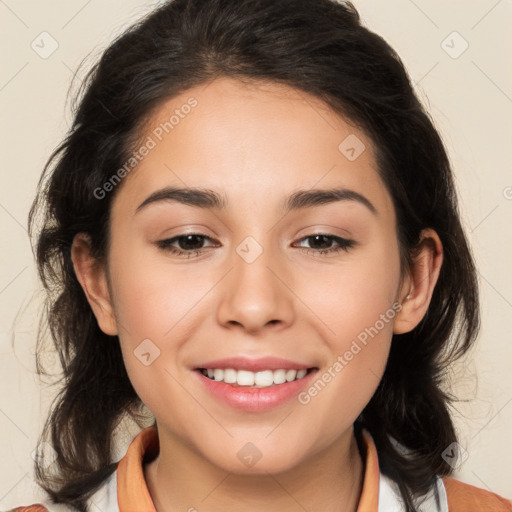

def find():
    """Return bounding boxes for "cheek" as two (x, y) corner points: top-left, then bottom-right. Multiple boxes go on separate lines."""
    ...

(105, 238), (218, 415)
(107, 235), (205, 338)
(296, 236), (400, 417)
(306, 234), (401, 346)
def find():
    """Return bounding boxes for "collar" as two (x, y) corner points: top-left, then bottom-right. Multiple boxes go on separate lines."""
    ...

(116, 426), (380, 512)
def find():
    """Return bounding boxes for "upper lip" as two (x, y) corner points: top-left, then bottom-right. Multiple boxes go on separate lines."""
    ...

(196, 356), (315, 372)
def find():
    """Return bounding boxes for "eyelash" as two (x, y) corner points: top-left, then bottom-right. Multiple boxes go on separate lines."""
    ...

(156, 233), (355, 258)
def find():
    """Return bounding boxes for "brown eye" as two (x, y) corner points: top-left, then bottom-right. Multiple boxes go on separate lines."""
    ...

(294, 234), (355, 256)
(157, 233), (217, 258)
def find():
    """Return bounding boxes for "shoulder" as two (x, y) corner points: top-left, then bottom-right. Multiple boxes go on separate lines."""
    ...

(6, 471), (118, 512)
(443, 476), (512, 511)
(5, 504), (75, 512)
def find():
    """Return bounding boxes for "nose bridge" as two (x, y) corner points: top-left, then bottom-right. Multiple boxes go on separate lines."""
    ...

(233, 232), (282, 303)
(217, 231), (294, 331)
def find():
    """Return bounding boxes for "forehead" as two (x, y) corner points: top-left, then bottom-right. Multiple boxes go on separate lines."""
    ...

(112, 77), (394, 220)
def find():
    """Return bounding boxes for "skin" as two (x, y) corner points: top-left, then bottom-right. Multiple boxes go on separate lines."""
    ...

(72, 77), (443, 512)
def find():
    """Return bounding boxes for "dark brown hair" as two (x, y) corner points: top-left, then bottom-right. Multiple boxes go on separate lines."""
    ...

(28, 0), (479, 510)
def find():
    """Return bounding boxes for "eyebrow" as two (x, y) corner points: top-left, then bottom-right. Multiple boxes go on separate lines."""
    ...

(135, 186), (377, 215)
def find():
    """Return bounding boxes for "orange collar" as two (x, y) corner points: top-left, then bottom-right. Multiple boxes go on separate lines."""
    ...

(117, 426), (379, 512)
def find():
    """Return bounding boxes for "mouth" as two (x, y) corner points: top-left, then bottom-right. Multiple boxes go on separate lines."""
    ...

(197, 367), (317, 388)
(193, 358), (319, 412)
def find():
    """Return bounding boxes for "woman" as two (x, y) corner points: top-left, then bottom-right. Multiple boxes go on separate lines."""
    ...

(10, 0), (511, 510)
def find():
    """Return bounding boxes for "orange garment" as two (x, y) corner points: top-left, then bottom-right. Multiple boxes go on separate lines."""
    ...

(9, 426), (512, 511)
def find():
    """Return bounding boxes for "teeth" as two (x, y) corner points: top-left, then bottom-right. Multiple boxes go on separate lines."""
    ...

(223, 368), (237, 384)
(285, 369), (297, 382)
(237, 370), (254, 386)
(273, 369), (287, 384)
(200, 368), (310, 387)
(255, 370), (273, 387)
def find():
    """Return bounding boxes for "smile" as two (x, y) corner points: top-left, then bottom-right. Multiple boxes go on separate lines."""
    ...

(194, 362), (319, 411)
(199, 368), (313, 388)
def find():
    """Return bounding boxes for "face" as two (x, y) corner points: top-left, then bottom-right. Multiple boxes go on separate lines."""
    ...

(87, 77), (408, 474)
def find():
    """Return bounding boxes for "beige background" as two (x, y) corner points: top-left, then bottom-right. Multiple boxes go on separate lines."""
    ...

(1, 0), (511, 507)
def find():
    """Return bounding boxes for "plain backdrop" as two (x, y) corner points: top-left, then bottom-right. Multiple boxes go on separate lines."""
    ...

(1, 0), (511, 507)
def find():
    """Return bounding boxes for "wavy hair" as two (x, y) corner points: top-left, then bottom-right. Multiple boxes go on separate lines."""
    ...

(28, 0), (479, 510)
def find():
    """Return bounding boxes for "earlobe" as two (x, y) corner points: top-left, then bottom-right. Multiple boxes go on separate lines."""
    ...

(393, 229), (443, 335)
(71, 233), (118, 336)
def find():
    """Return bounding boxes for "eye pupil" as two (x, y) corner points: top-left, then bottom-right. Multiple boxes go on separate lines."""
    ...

(310, 235), (331, 249)
(179, 234), (204, 250)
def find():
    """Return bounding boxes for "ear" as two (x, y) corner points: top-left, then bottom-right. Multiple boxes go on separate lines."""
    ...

(71, 233), (118, 336)
(393, 228), (443, 335)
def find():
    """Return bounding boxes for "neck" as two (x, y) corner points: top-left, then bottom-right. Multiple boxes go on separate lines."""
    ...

(144, 426), (364, 512)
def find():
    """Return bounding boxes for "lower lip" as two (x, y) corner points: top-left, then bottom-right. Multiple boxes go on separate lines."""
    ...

(195, 369), (318, 412)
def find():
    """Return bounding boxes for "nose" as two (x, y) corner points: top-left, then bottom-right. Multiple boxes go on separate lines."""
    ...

(216, 239), (295, 334)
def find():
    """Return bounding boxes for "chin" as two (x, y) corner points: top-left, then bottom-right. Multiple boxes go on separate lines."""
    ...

(195, 438), (307, 476)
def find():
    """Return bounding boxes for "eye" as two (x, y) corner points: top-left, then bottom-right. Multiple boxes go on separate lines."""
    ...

(294, 233), (355, 256)
(156, 232), (355, 258)
(156, 233), (217, 258)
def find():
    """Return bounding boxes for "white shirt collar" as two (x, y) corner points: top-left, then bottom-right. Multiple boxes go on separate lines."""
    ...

(379, 473), (449, 512)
